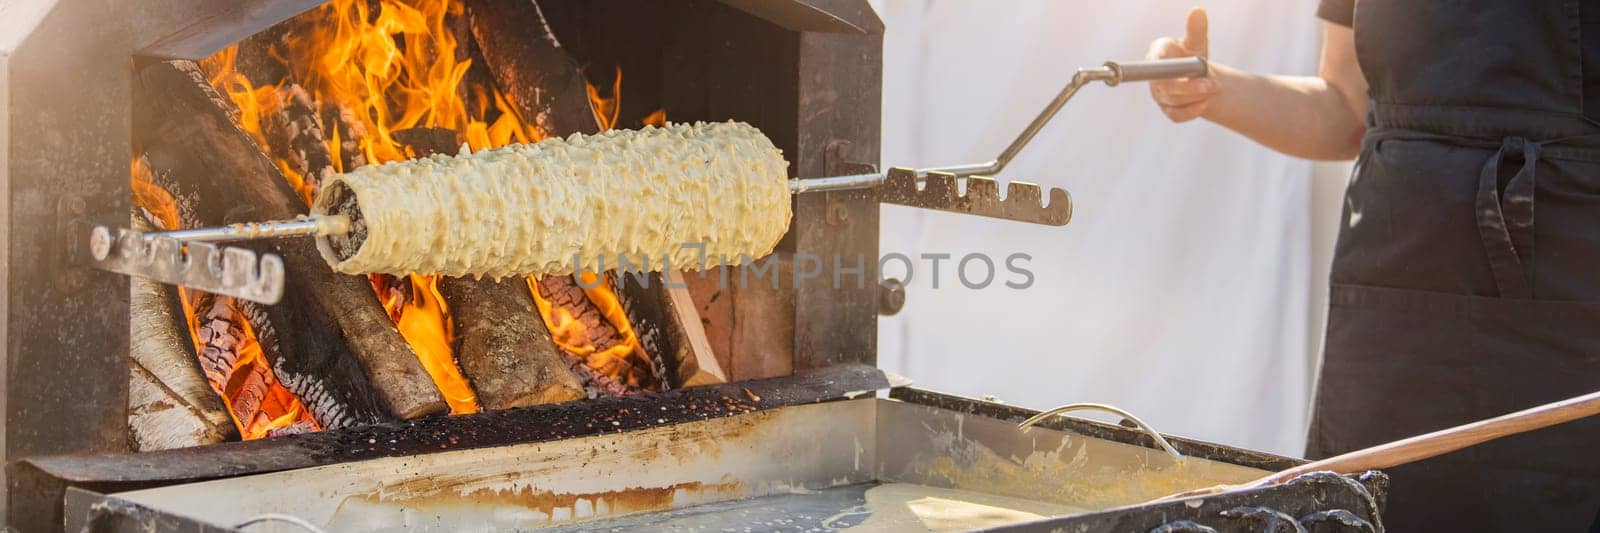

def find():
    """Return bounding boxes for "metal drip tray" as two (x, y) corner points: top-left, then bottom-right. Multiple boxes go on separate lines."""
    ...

(69, 395), (1383, 532)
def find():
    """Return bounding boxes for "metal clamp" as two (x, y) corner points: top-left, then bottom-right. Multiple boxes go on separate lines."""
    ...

(1018, 402), (1185, 462)
(88, 226), (285, 305)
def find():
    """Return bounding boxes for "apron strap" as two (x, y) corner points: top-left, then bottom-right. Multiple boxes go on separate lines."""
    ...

(1475, 137), (1539, 298)
(1363, 128), (1566, 299)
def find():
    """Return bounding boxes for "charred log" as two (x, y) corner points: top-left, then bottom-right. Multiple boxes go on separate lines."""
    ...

(438, 277), (586, 409)
(466, 0), (598, 137)
(534, 275), (658, 396)
(537, 277), (628, 358)
(263, 84), (334, 201)
(188, 294), (324, 435)
(327, 104), (369, 173)
(393, 127), (465, 158)
(135, 60), (448, 421)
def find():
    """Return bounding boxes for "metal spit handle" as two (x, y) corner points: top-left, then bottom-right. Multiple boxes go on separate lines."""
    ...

(790, 56), (1210, 194)
(1103, 57), (1209, 86)
(1018, 402), (1185, 462)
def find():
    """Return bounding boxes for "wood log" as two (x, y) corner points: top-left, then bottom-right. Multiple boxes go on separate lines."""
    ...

(438, 277), (585, 409)
(129, 358), (232, 451)
(128, 211), (236, 448)
(187, 293), (277, 428)
(135, 60), (448, 421)
(393, 127), (464, 158)
(659, 271), (725, 387)
(146, 154), (370, 430)
(611, 271), (723, 390)
(466, 0), (598, 137)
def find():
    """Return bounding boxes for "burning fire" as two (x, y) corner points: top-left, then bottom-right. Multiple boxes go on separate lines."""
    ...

(588, 67), (623, 131)
(528, 273), (655, 390)
(132, 159), (320, 439)
(525, 69), (661, 392)
(186, 0), (670, 428)
(200, 0), (565, 416)
(388, 274), (478, 412)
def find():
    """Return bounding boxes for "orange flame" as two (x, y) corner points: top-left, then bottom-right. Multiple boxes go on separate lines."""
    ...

(203, 0), (569, 415)
(203, 0), (659, 404)
(387, 275), (477, 413)
(528, 273), (654, 389)
(641, 108), (667, 128)
(130, 158), (180, 231)
(587, 66), (623, 131)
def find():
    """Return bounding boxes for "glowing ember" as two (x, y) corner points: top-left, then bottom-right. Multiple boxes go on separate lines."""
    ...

(131, 158), (319, 439)
(528, 274), (656, 391)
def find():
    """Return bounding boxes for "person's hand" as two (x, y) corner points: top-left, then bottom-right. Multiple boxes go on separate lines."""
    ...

(1147, 7), (1220, 122)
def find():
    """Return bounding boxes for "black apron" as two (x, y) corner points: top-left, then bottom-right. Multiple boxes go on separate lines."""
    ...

(1306, 1), (1600, 531)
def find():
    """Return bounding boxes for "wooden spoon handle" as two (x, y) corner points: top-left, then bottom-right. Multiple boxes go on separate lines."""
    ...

(1158, 389), (1600, 503)
(1263, 389), (1600, 485)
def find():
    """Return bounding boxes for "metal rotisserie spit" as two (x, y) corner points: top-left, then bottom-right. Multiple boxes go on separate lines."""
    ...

(2, 0), (1387, 531)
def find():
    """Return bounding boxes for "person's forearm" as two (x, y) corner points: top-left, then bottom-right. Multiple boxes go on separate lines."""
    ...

(1201, 63), (1366, 161)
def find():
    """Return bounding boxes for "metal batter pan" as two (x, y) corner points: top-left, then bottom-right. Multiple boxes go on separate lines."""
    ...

(66, 389), (1385, 532)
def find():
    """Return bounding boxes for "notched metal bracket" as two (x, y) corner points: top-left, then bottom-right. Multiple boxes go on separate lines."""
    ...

(54, 195), (93, 293)
(877, 167), (1072, 226)
(87, 226), (285, 305)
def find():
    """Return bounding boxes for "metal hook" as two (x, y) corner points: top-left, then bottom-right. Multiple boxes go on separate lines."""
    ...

(1018, 402), (1185, 462)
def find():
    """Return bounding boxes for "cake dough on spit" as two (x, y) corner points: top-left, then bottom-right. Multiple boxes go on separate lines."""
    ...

(312, 121), (792, 278)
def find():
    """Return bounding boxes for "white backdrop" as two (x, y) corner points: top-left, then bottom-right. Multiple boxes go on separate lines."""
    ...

(872, 0), (1328, 456)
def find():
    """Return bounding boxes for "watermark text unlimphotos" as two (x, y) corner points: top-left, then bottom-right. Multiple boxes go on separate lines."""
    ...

(571, 242), (1033, 290)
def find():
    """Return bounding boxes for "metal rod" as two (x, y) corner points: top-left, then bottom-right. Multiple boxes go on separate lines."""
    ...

(147, 215), (351, 243)
(789, 66), (1117, 194)
(146, 59), (1200, 243)
(991, 66), (1115, 175)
